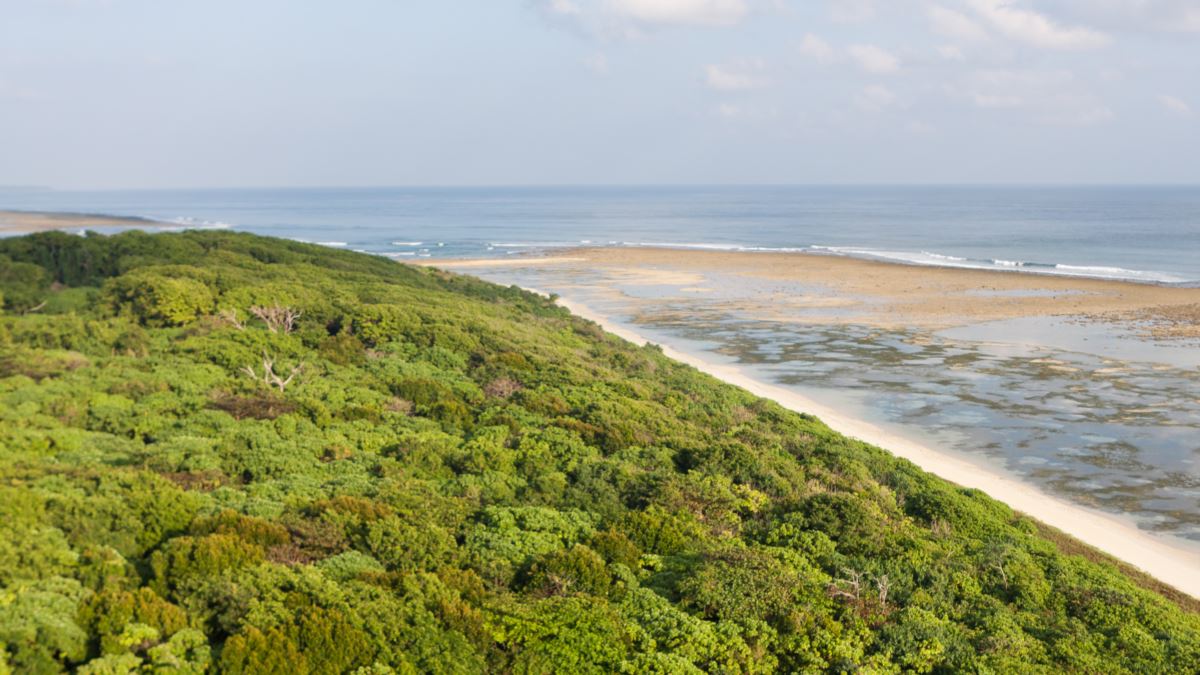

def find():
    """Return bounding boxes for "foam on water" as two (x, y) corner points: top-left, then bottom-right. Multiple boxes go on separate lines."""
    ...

(810, 246), (1188, 284)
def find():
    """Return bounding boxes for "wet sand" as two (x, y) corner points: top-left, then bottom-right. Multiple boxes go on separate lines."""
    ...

(430, 247), (1200, 340)
(0, 209), (156, 233)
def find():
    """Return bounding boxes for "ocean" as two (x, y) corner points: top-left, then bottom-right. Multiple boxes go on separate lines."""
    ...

(3, 185), (1200, 284)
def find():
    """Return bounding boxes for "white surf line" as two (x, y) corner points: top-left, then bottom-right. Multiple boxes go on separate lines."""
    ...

(535, 289), (1200, 600)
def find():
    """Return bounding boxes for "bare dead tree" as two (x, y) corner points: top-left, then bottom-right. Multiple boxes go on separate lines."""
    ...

(830, 568), (865, 602)
(875, 574), (890, 609)
(249, 305), (302, 333)
(241, 351), (303, 393)
(985, 541), (1011, 588)
(217, 309), (246, 330)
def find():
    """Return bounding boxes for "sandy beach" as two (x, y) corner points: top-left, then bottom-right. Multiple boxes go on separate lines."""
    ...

(430, 247), (1200, 340)
(547, 291), (1200, 600)
(0, 209), (156, 233)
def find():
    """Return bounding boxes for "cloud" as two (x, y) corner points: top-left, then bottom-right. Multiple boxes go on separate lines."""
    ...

(959, 68), (1066, 109)
(533, 0), (756, 37)
(798, 33), (835, 64)
(855, 84), (897, 111)
(847, 44), (900, 74)
(928, 5), (988, 41)
(952, 68), (1114, 126)
(1159, 95), (1192, 116)
(704, 60), (769, 90)
(608, 0), (748, 26)
(967, 0), (1109, 49)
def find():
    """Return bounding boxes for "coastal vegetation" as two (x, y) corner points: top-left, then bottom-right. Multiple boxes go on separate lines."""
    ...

(0, 230), (1198, 673)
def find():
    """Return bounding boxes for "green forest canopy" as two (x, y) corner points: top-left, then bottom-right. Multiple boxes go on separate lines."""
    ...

(0, 230), (1197, 674)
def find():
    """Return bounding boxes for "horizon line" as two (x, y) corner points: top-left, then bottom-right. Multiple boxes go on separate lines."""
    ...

(6, 181), (1200, 192)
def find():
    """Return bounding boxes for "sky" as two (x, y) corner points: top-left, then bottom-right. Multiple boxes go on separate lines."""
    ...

(0, 0), (1197, 188)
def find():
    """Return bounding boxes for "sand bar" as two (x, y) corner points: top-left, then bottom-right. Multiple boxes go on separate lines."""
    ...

(0, 209), (156, 233)
(431, 247), (1200, 339)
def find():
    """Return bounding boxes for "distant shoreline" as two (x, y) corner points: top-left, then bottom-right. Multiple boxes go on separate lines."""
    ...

(538, 290), (1200, 601)
(0, 209), (158, 233)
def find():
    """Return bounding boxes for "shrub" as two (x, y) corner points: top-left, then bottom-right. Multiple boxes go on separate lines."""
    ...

(349, 304), (420, 346)
(106, 269), (214, 326)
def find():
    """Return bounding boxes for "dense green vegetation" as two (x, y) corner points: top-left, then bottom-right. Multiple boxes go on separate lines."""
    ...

(0, 230), (1197, 674)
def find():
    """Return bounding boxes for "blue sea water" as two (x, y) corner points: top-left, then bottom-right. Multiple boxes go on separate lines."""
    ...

(3, 185), (1199, 284)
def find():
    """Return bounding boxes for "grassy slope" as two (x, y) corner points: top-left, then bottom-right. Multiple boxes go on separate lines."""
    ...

(0, 230), (1197, 674)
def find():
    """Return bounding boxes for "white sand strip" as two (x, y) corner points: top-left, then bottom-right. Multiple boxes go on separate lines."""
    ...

(544, 291), (1200, 600)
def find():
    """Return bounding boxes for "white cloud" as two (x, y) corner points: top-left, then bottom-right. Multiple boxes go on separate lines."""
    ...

(952, 68), (1114, 126)
(533, 0), (753, 36)
(607, 0), (749, 26)
(967, 0), (1109, 49)
(1159, 95), (1192, 116)
(960, 68), (1066, 109)
(855, 84), (897, 111)
(928, 5), (988, 41)
(798, 33), (835, 64)
(848, 44), (900, 74)
(704, 60), (769, 90)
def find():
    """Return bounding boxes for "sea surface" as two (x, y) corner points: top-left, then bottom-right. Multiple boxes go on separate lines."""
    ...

(2, 185), (1200, 284)
(4, 185), (1200, 545)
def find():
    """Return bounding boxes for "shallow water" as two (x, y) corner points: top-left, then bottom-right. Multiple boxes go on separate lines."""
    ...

(471, 263), (1200, 545)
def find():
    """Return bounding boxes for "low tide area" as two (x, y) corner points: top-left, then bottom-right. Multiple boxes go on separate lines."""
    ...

(438, 248), (1200, 550)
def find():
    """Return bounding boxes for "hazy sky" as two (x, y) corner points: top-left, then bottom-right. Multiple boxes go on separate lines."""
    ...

(1, 0), (1197, 188)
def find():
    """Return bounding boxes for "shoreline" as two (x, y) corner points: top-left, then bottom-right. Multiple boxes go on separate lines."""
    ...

(429, 247), (1200, 339)
(0, 209), (160, 233)
(537, 289), (1200, 600)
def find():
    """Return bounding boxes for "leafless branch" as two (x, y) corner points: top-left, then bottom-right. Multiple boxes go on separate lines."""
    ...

(218, 309), (246, 330)
(242, 351), (304, 393)
(249, 305), (302, 333)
